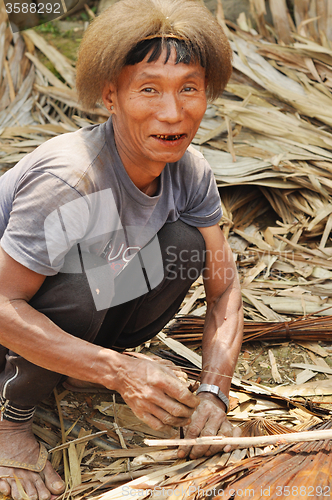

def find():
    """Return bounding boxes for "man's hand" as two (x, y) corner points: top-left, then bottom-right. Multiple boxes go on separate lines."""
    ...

(177, 392), (241, 459)
(114, 355), (200, 434)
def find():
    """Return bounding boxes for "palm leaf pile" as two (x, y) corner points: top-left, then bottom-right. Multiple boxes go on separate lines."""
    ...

(97, 419), (332, 500)
(0, 2), (108, 174)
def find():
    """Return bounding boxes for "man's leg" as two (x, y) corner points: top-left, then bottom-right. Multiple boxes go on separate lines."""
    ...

(0, 269), (108, 500)
(0, 220), (205, 500)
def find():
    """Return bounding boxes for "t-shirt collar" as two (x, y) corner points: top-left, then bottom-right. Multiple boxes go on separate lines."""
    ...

(105, 117), (164, 207)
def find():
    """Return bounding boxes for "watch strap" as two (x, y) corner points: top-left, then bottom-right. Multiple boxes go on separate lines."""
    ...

(196, 383), (229, 413)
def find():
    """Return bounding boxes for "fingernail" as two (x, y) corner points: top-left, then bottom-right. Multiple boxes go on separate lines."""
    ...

(178, 450), (185, 458)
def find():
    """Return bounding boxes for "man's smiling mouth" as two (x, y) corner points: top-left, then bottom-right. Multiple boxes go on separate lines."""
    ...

(154, 134), (185, 141)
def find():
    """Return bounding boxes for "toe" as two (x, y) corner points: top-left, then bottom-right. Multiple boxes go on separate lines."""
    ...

(33, 475), (53, 500)
(0, 478), (11, 497)
(10, 476), (38, 500)
(43, 462), (65, 495)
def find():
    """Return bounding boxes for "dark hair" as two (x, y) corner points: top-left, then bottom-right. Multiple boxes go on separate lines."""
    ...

(125, 38), (204, 67)
(76, 0), (233, 109)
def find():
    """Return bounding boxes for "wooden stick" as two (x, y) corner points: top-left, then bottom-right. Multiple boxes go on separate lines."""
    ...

(49, 430), (107, 453)
(145, 428), (332, 448)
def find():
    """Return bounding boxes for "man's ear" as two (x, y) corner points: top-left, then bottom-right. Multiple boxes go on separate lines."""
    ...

(102, 82), (117, 113)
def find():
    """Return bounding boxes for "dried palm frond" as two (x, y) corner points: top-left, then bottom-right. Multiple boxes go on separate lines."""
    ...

(221, 419), (332, 500)
(165, 314), (332, 345)
(239, 417), (295, 437)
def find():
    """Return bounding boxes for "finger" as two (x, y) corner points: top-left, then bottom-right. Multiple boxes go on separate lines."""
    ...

(162, 379), (200, 410)
(208, 439), (231, 456)
(135, 393), (194, 425)
(150, 357), (185, 377)
(137, 410), (174, 434)
(153, 357), (176, 367)
(178, 415), (209, 459)
(150, 404), (192, 427)
(233, 425), (243, 438)
(188, 416), (222, 458)
(173, 369), (188, 380)
(131, 354), (176, 369)
(154, 362), (187, 382)
(156, 363), (187, 381)
(143, 385), (198, 419)
(223, 423), (242, 453)
(209, 422), (242, 456)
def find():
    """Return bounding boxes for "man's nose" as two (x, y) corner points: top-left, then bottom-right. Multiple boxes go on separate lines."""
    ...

(157, 93), (183, 123)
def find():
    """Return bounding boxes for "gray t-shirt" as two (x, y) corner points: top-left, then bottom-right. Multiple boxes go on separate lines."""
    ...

(0, 118), (221, 308)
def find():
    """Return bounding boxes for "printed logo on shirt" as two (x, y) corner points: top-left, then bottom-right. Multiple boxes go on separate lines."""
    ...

(101, 237), (141, 272)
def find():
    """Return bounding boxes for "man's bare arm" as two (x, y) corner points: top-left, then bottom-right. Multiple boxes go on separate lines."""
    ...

(0, 246), (199, 431)
(199, 224), (243, 395)
(179, 224), (243, 458)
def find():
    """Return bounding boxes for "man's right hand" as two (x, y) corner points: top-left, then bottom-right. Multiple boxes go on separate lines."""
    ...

(114, 355), (200, 432)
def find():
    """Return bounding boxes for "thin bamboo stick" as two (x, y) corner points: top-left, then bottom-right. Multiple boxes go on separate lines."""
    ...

(49, 430), (107, 453)
(145, 428), (332, 448)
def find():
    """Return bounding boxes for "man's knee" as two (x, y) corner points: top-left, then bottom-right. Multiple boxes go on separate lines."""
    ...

(159, 220), (206, 280)
(29, 266), (101, 341)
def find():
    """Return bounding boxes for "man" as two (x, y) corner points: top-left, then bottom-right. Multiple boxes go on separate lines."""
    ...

(0, 1), (243, 499)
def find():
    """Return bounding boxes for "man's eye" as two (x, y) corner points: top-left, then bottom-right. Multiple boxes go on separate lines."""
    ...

(142, 88), (156, 93)
(183, 86), (196, 92)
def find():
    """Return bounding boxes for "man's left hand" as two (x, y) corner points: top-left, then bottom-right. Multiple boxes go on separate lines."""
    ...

(177, 392), (241, 459)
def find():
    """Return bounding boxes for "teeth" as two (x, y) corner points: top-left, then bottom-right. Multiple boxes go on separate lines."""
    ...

(156, 134), (182, 140)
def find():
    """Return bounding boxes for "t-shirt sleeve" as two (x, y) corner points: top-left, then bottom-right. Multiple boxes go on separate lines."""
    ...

(0, 171), (86, 275)
(178, 149), (222, 227)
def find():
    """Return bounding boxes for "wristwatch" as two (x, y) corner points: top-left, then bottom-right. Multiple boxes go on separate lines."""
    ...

(196, 383), (229, 413)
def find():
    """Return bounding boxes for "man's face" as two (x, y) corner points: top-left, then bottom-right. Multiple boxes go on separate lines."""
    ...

(103, 48), (207, 172)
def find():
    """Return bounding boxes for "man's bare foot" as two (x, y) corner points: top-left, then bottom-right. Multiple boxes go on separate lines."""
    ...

(0, 419), (65, 500)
